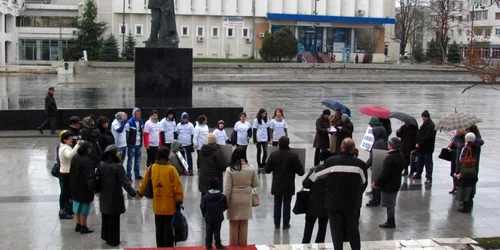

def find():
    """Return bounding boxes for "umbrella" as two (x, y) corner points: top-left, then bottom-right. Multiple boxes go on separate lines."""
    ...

(321, 99), (351, 116)
(436, 113), (482, 132)
(389, 111), (418, 127)
(359, 106), (391, 119)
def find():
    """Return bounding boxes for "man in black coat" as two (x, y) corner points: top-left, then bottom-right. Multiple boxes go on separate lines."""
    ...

(396, 123), (418, 175)
(80, 116), (103, 167)
(316, 138), (367, 250)
(412, 110), (437, 184)
(266, 136), (305, 229)
(313, 109), (331, 166)
(37, 87), (57, 134)
(70, 142), (95, 234)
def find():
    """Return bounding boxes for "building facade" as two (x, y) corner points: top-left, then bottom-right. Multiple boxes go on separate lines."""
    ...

(0, 0), (22, 65)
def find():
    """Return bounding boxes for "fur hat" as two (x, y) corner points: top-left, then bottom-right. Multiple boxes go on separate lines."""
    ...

(208, 133), (217, 144)
(82, 116), (94, 129)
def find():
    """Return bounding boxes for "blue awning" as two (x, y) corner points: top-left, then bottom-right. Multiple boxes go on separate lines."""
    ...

(267, 13), (396, 25)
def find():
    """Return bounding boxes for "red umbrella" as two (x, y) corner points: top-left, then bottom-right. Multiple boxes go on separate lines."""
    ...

(359, 106), (391, 119)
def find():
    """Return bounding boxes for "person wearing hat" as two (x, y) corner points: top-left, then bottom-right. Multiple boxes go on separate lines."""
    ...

(455, 132), (481, 213)
(369, 116), (388, 142)
(214, 120), (230, 145)
(198, 133), (226, 199)
(200, 177), (228, 250)
(313, 109), (332, 166)
(412, 110), (436, 184)
(80, 116), (102, 167)
(371, 137), (406, 228)
(68, 116), (82, 148)
(37, 87), (58, 134)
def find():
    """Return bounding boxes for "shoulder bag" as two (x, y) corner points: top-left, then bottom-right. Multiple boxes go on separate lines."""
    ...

(51, 162), (60, 178)
(252, 188), (260, 207)
(459, 146), (477, 179)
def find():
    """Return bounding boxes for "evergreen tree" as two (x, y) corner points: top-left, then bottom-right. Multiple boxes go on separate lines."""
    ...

(447, 41), (461, 64)
(259, 26), (297, 62)
(426, 38), (442, 62)
(100, 34), (119, 61)
(413, 42), (426, 63)
(122, 32), (137, 61)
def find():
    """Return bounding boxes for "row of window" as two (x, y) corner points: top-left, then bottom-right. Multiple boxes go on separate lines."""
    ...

(16, 16), (77, 28)
(19, 39), (74, 61)
(116, 24), (250, 39)
(449, 28), (500, 37)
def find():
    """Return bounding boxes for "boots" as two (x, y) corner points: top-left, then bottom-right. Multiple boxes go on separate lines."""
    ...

(379, 218), (396, 229)
(80, 225), (94, 234)
(75, 223), (81, 232)
(458, 201), (472, 213)
(59, 209), (73, 220)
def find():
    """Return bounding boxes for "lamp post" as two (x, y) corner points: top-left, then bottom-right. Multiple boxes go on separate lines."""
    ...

(251, 0), (255, 59)
(122, 0), (126, 57)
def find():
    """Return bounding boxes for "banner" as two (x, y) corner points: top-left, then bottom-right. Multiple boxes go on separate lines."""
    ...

(267, 147), (306, 169)
(360, 126), (375, 150)
(223, 17), (245, 28)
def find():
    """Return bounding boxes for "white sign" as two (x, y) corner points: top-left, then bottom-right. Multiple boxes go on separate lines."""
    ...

(360, 126), (375, 150)
(333, 42), (345, 52)
(176, 151), (189, 172)
(223, 17), (245, 28)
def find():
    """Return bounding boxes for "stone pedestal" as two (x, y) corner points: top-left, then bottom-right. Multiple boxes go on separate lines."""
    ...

(135, 47), (192, 108)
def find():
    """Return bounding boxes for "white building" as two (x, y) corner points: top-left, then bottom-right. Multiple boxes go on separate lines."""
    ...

(0, 0), (22, 65)
(99, 0), (397, 62)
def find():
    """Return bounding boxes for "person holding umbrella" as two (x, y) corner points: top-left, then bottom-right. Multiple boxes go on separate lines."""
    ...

(314, 110), (332, 166)
(396, 123), (418, 176)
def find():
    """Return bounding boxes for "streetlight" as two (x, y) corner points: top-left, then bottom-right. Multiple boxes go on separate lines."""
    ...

(122, 0), (126, 58)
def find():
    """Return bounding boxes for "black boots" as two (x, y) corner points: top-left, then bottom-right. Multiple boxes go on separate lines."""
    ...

(80, 225), (94, 234)
(458, 201), (472, 213)
(75, 224), (81, 232)
(379, 218), (396, 229)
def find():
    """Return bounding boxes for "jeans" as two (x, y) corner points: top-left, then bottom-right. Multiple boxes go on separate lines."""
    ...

(329, 210), (361, 250)
(205, 223), (222, 247)
(155, 215), (174, 247)
(118, 147), (127, 165)
(59, 173), (71, 211)
(302, 216), (329, 244)
(256, 142), (268, 167)
(183, 145), (193, 172)
(38, 116), (56, 133)
(146, 146), (159, 167)
(274, 195), (292, 227)
(416, 152), (434, 180)
(101, 213), (120, 246)
(127, 145), (142, 178)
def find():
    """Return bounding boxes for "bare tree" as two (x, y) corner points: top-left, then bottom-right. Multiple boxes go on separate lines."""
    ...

(425, 0), (460, 61)
(395, 0), (425, 56)
(356, 28), (380, 63)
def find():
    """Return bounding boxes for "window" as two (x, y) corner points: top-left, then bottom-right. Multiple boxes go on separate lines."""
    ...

(181, 26), (189, 37)
(16, 16), (77, 27)
(496, 12), (500, 20)
(211, 26), (219, 37)
(135, 24), (143, 36)
(197, 26), (204, 37)
(496, 28), (500, 35)
(458, 28), (463, 36)
(472, 10), (488, 20)
(119, 24), (127, 35)
(242, 28), (249, 38)
(227, 27), (234, 38)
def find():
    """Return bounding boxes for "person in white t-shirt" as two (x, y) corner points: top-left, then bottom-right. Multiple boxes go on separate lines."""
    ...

(234, 112), (252, 161)
(269, 108), (288, 147)
(144, 110), (162, 167)
(193, 115), (209, 166)
(253, 109), (270, 169)
(214, 120), (230, 145)
(176, 112), (195, 175)
(159, 108), (177, 150)
(111, 111), (128, 164)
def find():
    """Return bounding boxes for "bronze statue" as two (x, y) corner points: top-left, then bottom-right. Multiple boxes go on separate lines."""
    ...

(145, 0), (179, 48)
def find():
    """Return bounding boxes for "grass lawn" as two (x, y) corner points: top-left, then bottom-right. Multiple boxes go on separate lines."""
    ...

(475, 238), (500, 249)
(193, 58), (266, 63)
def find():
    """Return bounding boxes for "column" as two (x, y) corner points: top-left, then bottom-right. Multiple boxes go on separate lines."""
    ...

(323, 27), (327, 52)
(351, 28), (355, 51)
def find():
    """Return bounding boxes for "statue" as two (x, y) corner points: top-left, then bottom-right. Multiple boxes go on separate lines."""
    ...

(145, 0), (179, 48)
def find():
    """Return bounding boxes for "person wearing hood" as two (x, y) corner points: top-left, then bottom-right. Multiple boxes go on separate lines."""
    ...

(80, 116), (103, 167)
(98, 145), (137, 246)
(125, 107), (144, 181)
(396, 123), (418, 176)
(96, 116), (115, 152)
(234, 112), (252, 160)
(266, 136), (305, 229)
(411, 110), (436, 184)
(333, 113), (354, 152)
(144, 110), (163, 167)
(214, 120), (231, 145)
(269, 108), (288, 147)
(253, 109), (270, 169)
(111, 112), (128, 164)
(365, 126), (388, 207)
(38, 87), (57, 134)
(198, 133), (226, 198)
(379, 118), (392, 137)
(169, 140), (187, 175)
(160, 108), (177, 150)
(69, 116), (83, 148)
(201, 178), (228, 250)
(314, 110), (331, 166)
(369, 116), (388, 142)
(372, 138), (406, 229)
(176, 112), (195, 175)
(70, 142), (95, 234)
(194, 115), (210, 168)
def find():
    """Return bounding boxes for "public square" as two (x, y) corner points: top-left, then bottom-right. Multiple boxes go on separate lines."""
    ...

(0, 75), (499, 249)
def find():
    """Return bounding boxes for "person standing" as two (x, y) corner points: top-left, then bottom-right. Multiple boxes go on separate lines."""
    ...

(372, 138), (406, 229)
(58, 131), (81, 219)
(313, 109), (331, 166)
(396, 123), (418, 176)
(68, 116), (82, 148)
(111, 112), (128, 164)
(466, 125), (484, 173)
(265, 136), (304, 229)
(176, 112), (195, 175)
(234, 112), (252, 160)
(223, 148), (259, 246)
(269, 108), (288, 147)
(159, 108), (177, 150)
(98, 145), (137, 247)
(411, 110), (436, 184)
(96, 116), (115, 152)
(334, 113), (354, 152)
(37, 87), (57, 134)
(144, 110), (162, 167)
(317, 138), (367, 250)
(365, 126), (388, 207)
(198, 134), (226, 198)
(194, 115), (210, 168)
(81, 116), (103, 167)
(253, 109), (270, 169)
(169, 140), (187, 175)
(379, 118), (392, 137)
(455, 132), (481, 213)
(70, 142), (95, 234)
(448, 129), (466, 194)
(214, 120), (230, 145)
(126, 107), (144, 181)
(137, 147), (184, 247)
(201, 178), (228, 250)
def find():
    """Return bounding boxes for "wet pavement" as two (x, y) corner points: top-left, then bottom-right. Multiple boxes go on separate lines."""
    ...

(0, 75), (500, 249)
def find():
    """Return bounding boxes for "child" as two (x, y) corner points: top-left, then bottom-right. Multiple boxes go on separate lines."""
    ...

(200, 178), (228, 250)
(214, 120), (231, 145)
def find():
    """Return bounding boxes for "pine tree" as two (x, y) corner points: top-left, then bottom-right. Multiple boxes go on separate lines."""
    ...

(259, 26), (298, 62)
(123, 32), (137, 61)
(413, 42), (426, 63)
(447, 41), (461, 64)
(100, 34), (119, 61)
(426, 38), (443, 62)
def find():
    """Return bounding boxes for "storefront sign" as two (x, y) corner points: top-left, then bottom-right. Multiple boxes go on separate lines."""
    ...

(223, 17), (245, 28)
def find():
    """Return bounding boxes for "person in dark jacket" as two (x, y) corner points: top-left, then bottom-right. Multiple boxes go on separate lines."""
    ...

(266, 136), (305, 229)
(372, 137), (406, 228)
(379, 118), (392, 137)
(69, 116), (82, 148)
(200, 178), (228, 250)
(98, 145), (137, 246)
(317, 138), (367, 250)
(448, 129), (466, 194)
(369, 116), (388, 142)
(198, 133), (226, 198)
(96, 116), (115, 154)
(466, 125), (484, 174)
(80, 116), (103, 167)
(126, 107), (144, 180)
(333, 113), (354, 152)
(455, 132), (482, 213)
(396, 123), (418, 176)
(412, 110), (437, 184)
(314, 109), (331, 166)
(366, 126), (388, 207)
(70, 142), (95, 234)
(38, 87), (58, 134)
(301, 150), (332, 244)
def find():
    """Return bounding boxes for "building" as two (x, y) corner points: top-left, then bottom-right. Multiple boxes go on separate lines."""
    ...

(1, 0), (22, 65)
(99, 0), (396, 62)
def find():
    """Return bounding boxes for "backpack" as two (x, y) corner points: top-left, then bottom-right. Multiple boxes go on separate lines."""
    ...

(171, 206), (189, 244)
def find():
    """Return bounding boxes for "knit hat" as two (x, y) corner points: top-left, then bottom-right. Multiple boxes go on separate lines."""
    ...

(278, 136), (290, 149)
(104, 145), (117, 153)
(421, 110), (430, 118)
(322, 109), (331, 116)
(369, 116), (380, 126)
(208, 133), (217, 145)
(465, 132), (476, 143)
(208, 177), (219, 190)
(69, 116), (81, 124)
(82, 116), (94, 129)
(388, 137), (401, 150)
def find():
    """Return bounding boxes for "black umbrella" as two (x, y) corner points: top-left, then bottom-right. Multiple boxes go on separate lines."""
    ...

(389, 112), (418, 127)
(321, 99), (351, 116)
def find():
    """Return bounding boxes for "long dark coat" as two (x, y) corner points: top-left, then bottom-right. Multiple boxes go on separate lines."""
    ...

(416, 119), (437, 154)
(302, 166), (328, 219)
(45, 93), (57, 117)
(198, 144), (226, 193)
(266, 149), (305, 196)
(375, 150), (406, 193)
(396, 124), (418, 157)
(70, 152), (95, 203)
(313, 116), (330, 149)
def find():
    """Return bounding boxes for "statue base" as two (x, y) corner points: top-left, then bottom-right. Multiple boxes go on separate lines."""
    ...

(144, 40), (179, 48)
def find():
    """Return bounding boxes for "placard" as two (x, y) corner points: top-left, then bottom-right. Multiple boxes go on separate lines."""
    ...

(360, 126), (375, 150)
(176, 151), (189, 172)
(267, 147), (306, 169)
(371, 149), (388, 182)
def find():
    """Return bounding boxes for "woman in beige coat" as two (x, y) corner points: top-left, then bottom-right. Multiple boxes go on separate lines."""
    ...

(223, 148), (259, 246)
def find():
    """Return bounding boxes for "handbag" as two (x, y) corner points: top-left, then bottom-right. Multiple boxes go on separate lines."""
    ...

(293, 189), (310, 215)
(252, 188), (260, 207)
(51, 163), (60, 178)
(438, 148), (453, 162)
(459, 146), (477, 179)
(144, 165), (154, 199)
